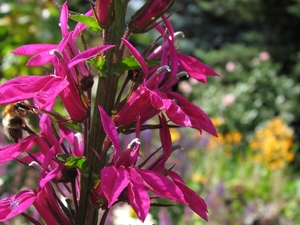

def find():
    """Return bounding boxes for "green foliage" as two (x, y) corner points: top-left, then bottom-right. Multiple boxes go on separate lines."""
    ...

(0, 0), (62, 79)
(189, 57), (300, 145)
(68, 13), (101, 31)
(187, 148), (300, 225)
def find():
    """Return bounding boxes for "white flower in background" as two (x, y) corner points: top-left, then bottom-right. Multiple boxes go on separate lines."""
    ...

(112, 204), (156, 225)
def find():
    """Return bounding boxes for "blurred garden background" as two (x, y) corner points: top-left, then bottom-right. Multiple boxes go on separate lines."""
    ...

(1, 0), (300, 224)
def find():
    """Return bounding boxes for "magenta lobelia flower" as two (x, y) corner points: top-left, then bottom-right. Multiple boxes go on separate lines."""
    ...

(0, 0), (219, 224)
(92, 107), (208, 222)
(97, 107), (189, 222)
(0, 190), (36, 222)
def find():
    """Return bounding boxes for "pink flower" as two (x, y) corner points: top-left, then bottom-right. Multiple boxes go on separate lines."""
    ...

(114, 85), (217, 136)
(0, 1), (218, 224)
(226, 61), (236, 72)
(259, 51), (270, 61)
(95, 108), (208, 221)
(222, 93), (236, 106)
(0, 190), (36, 222)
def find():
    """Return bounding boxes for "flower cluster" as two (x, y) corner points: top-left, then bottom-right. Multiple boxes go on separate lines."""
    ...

(0, 0), (218, 224)
(250, 117), (294, 170)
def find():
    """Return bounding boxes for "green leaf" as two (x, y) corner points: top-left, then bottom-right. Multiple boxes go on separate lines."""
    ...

(56, 153), (72, 162)
(65, 156), (87, 170)
(89, 56), (106, 71)
(61, 120), (83, 132)
(90, 56), (160, 76)
(117, 56), (160, 72)
(97, 56), (160, 76)
(56, 154), (87, 171)
(69, 14), (100, 30)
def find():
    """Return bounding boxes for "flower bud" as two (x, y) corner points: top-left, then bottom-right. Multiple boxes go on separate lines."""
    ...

(129, 0), (174, 33)
(96, 0), (113, 28)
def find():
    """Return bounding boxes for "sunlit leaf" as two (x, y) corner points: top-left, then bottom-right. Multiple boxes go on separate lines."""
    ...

(69, 14), (100, 30)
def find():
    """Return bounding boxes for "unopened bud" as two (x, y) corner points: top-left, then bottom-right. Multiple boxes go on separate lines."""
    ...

(96, 0), (113, 28)
(129, 0), (174, 33)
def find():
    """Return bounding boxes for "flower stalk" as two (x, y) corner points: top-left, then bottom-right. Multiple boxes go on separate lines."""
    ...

(78, 1), (130, 224)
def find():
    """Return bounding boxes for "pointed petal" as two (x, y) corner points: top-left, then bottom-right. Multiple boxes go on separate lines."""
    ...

(26, 51), (55, 66)
(34, 76), (69, 108)
(98, 106), (120, 159)
(137, 169), (186, 204)
(121, 38), (149, 77)
(149, 89), (172, 110)
(0, 76), (56, 104)
(114, 86), (151, 127)
(60, 2), (69, 36)
(0, 136), (36, 163)
(128, 168), (150, 222)
(11, 44), (57, 56)
(149, 90), (192, 127)
(39, 166), (62, 189)
(68, 45), (115, 69)
(168, 92), (217, 136)
(100, 166), (129, 207)
(169, 171), (208, 221)
(177, 52), (218, 83)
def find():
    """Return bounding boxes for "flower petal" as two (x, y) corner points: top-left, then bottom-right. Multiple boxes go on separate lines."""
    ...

(168, 92), (217, 136)
(177, 52), (218, 83)
(0, 136), (36, 163)
(26, 51), (55, 66)
(0, 190), (36, 222)
(128, 168), (150, 222)
(169, 171), (208, 221)
(0, 75), (65, 105)
(137, 169), (186, 204)
(68, 45), (115, 69)
(100, 166), (130, 207)
(60, 2), (69, 37)
(34, 76), (69, 108)
(121, 38), (149, 77)
(98, 106), (120, 159)
(149, 90), (192, 127)
(11, 44), (57, 56)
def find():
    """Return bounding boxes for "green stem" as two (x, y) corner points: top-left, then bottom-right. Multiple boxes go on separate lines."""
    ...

(77, 1), (129, 224)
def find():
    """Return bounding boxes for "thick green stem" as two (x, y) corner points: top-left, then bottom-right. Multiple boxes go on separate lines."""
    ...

(77, 1), (129, 224)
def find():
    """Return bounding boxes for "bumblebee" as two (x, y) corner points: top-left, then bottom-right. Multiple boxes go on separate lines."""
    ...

(2, 101), (35, 143)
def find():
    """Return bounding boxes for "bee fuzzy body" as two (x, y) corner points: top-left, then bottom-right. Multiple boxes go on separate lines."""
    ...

(2, 102), (35, 143)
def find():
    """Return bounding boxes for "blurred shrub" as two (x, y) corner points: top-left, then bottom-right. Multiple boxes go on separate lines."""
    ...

(179, 52), (300, 158)
(165, 125), (300, 225)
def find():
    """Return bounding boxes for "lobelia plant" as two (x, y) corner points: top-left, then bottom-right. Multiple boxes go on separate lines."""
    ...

(0, 0), (218, 224)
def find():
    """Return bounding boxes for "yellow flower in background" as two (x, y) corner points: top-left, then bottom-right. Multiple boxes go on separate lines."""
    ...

(250, 117), (294, 170)
(192, 173), (208, 184)
(210, 117), (224, 127)
(225, 130), (242, 145)
(170, 128), (181, 142)
(206, 129), (242, 153)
